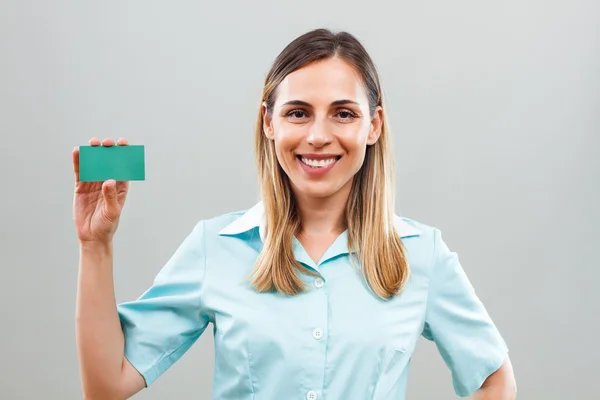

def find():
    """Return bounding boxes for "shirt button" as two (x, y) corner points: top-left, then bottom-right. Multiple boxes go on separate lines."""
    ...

(314, 278), (324, 288)
(306, 390), (318, 400)
(313, 328), (324, 340)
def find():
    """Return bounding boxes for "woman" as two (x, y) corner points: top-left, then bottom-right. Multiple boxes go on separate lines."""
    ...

(74, 29), (516, 399)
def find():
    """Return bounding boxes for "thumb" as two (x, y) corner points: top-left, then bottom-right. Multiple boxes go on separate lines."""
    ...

(102, 180), (119, 214)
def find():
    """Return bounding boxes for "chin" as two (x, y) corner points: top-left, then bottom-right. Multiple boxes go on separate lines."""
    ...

(292, 181), (341, 199)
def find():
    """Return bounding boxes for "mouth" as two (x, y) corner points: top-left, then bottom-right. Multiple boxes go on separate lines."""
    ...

(296, 154), (342, 169)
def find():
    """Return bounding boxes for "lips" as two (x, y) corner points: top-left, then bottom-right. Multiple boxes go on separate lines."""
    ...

(295, 154), (341, 176)
(296, 154), (341, 168)
(298, 156), (338, 168)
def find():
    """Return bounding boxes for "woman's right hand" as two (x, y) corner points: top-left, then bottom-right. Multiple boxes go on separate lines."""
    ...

(72, 137), (130, 245)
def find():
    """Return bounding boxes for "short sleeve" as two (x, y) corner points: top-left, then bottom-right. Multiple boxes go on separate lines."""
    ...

(116, 220), (211, 387)
(422, 228), (509, 397)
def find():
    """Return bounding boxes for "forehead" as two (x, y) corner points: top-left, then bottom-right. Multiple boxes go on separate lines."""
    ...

(275, 57), (368, 105)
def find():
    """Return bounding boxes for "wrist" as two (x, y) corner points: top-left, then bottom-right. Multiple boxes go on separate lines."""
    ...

(79, 240), (114, 256)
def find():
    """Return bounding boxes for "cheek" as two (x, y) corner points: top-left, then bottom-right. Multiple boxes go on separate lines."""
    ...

(272, 126), (301, 168)
(347, 147), (368, 170)
(337, 128), (370, 171)
(274, 122), (307, 147)
(338, 126), (369, 153)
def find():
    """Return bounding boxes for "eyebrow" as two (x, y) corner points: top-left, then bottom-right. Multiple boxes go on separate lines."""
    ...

(281, 99), (360, 108)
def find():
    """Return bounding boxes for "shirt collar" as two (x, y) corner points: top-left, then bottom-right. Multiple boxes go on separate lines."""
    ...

(218, 201), (422, 242)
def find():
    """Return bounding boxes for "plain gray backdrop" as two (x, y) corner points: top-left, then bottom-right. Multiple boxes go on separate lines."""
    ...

(1, 0), (598, 399)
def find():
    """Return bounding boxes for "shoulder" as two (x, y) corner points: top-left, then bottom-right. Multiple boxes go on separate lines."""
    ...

(394, 215), (445, 271)
(172, 209), (252, 256)
(201, 208), (250, 233)
(394, 215), (438, 247)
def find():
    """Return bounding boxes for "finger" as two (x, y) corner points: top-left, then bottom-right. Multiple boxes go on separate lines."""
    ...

(72, 146), (80, 182)
(116, 138), (129, 146)
(102, 138), (115, 147)
(116, 180), (129, 194)
(89, 137), (101, 146)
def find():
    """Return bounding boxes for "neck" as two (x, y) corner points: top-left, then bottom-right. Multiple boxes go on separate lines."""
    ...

(292, 179), (352, 237)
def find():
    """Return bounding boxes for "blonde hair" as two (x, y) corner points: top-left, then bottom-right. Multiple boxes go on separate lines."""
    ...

(249, 29), (409, 300)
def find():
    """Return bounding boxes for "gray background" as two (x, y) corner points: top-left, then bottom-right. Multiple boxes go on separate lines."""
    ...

(1, 0), (598, 399)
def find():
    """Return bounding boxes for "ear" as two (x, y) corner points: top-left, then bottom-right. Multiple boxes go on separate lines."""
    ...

(262, 101), (274, 140)
(367, 106), (383, 146)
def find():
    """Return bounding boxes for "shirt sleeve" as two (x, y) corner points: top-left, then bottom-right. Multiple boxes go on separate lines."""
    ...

(421, 228), (509, 397)
(116, 220), (211, 387)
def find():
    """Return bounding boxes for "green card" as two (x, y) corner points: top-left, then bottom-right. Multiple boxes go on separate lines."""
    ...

(79, 145), (145, 182)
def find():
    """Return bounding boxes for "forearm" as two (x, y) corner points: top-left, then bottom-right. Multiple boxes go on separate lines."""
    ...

(472, 386), (517, 400)
(471, 357), (517, 400)
(76, 241), (125, 399)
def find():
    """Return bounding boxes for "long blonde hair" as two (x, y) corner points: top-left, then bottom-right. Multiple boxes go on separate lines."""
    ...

(249, 29), (409, 300)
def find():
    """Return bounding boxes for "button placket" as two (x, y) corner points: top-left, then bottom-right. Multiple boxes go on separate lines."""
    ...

(302, 272), (328, 400)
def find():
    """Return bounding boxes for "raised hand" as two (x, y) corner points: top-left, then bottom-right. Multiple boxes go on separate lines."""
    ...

(72, 137), (130, 244)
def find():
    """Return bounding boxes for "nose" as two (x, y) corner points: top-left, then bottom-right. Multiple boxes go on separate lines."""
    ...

(306, 119), (332, 148)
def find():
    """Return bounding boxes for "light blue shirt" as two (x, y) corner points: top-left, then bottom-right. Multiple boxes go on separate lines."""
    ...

(117, 201), (508, 399)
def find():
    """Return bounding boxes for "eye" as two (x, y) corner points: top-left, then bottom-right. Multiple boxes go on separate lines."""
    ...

(285, 109), (306, 118)
(336, 109), (358, 121)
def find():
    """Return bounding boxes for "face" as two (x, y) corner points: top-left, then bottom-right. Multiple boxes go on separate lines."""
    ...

(262, 57), (382, 200)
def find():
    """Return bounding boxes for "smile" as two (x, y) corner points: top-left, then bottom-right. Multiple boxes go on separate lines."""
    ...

(295, 154), (341, 177)
(298, 156), (340, 168)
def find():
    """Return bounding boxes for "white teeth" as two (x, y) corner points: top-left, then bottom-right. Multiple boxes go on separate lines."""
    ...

(300, 157), (337, 168)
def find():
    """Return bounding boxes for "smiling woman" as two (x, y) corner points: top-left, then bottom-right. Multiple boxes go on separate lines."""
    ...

(74, 28), (516, 400)
(254, 41), (407, 301)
